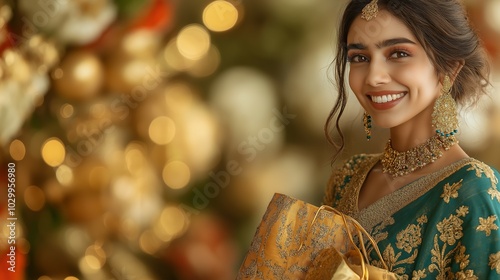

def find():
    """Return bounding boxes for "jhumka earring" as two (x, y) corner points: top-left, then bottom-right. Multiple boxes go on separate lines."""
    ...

(361, 0), (379, 21)
(363, 112), (372, 140)
(432, 75), (458, 138)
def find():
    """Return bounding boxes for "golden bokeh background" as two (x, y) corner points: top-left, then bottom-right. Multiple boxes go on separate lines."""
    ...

(0, 0), (499, 279)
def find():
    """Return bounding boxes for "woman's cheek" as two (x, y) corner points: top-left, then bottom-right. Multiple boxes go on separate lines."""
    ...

(348, 70), (363, 95)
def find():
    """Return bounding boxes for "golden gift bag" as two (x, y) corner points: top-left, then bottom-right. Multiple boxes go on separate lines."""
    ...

(236, 193), (398, 280)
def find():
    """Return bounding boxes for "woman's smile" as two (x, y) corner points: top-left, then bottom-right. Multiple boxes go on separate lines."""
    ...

(369, 92), (406, 104)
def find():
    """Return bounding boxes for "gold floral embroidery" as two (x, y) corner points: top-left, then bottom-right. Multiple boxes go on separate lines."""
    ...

(467, 161), (500, 202)
(441, 179), (463, 203)
(476, 215), (499, 236)
(372, 217), (393, 243)
(454, 270), (478, 280)
(488, 188), (500, 203)
(370, 215), (424, 277)
(412, 269), (426, 280)
(396, 225), (422, 253)
(324, 154), (379, 215)
(325, 157), (499, 278)
(436, 210), (466, 245)
(429, 235), (455, 279)
(489, 252), (500, 273)
(456, 206), (469, 217)
(429, 207), (477, 279)
(356, 158), (475, 232)
(455, 245), (470, 270)
(382, 244), (399, 270)
(417, 215), (427, 224)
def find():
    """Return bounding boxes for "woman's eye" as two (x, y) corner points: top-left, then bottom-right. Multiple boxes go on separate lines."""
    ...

(349, 55), (369, 63)
(390, 51), (409, 59)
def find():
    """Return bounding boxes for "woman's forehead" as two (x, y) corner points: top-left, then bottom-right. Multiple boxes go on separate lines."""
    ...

(346, 9), (417, 45)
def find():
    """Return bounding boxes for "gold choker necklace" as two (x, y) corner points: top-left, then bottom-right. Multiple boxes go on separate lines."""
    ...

(381, 134), (458, 177)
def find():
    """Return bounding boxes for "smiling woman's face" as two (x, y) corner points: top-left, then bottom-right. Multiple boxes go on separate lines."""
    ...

(346, 9), (442, 130)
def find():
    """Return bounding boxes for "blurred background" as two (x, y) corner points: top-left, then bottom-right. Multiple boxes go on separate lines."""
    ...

(0, 0), (499, 279)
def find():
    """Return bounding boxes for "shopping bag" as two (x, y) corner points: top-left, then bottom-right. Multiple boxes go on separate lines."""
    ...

(236, 193), (398, 280)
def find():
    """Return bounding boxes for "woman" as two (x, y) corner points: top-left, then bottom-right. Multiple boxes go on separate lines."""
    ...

(323, 0), (500, 279)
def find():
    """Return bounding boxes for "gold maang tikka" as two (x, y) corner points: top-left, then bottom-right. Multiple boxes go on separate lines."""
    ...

(361, 0), (379, 21)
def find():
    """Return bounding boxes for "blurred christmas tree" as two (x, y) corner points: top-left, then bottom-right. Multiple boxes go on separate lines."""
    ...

(0, 0), (341, 279)
(1, 0), (500, 279)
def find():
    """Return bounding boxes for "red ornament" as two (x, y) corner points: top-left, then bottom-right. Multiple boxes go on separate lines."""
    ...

(129, 0), (174, 32)
(0, 26), (14, 55)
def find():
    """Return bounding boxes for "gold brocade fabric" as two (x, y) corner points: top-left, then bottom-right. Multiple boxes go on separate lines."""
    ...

(323, 154), (500, 279)
(237, 193), (398, 279)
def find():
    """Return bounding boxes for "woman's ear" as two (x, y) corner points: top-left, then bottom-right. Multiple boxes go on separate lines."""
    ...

(450, 60), (465, 83)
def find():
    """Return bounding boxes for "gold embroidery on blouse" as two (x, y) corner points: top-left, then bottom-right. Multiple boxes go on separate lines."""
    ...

(489, 252), (500, 273)
(477, 216), (499, 236)
(440, 179), (462, 203)
(428, 207), (479, 279)
(454, 245), (470, 270)
(324, 154), (379, 216)
(437, 207), (466, 245)
(357, 158), (475, 231)
(489, 188), (500, 202)
(324, 157), (498, 278)
(380, 243), (417, 274)
(466, 161), (500, 203)
(372, 216), (423, 276)
(455, 270), (478, 279)
(396, 224), (422, 253)
(371, 217), (393, 249)
(412, 269), (427, 280)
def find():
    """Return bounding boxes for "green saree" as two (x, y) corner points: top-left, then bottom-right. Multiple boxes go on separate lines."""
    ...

(324, 154), (500, 279)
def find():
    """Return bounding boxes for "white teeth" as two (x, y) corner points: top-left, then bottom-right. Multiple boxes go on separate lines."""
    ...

(371, 93), (405, 104)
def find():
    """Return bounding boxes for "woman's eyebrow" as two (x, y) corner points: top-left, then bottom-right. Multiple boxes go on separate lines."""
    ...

(376, 38), (417, 48)
(346, 37), (417, 51)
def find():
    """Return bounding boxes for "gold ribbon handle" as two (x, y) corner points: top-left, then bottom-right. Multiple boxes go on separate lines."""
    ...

(300, 205), (389, 275)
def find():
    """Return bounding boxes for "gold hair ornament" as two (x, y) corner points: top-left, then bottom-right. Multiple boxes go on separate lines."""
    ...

(361, 0), (379, 21)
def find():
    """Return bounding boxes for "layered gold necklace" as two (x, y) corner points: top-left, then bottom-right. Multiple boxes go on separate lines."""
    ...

(381, 134), (458, 177)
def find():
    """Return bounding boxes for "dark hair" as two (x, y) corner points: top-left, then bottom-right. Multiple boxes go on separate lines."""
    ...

(325, 0), (490, 161)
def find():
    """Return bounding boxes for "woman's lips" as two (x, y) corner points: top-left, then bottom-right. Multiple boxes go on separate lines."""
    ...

(366, 91), (407, 110)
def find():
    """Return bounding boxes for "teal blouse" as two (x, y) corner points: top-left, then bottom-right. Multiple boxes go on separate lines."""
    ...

(324, 154), (500, 279)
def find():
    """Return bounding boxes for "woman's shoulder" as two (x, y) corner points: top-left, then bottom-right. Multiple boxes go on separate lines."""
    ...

(447, 158), (500, 200)
(336, 153), (380, 172)
(329, 153), (380, 183)
(323, 153), (380, 206)
(454, 158), (499, 184)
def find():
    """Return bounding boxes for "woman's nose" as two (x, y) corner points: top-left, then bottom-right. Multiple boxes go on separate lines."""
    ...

(365, 58), (391, 87)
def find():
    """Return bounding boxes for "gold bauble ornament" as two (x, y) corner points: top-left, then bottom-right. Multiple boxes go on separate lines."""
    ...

(105, 56), (155, 93)
(52, 50), (104, 101)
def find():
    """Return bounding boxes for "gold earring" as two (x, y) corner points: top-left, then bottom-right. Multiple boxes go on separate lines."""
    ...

(363, 112), (372, 140)
(432, 75), (458, 138)
(361, 0), (379, 21)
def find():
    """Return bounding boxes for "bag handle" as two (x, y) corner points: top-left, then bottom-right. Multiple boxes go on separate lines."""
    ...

(304, 205), (389, 271)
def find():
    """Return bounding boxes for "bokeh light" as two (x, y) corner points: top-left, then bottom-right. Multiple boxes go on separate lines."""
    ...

(41, 137), (66, 167)
(56, 164), (74, 186)
(60, 103), (75, 118)
(203, 0), (239, 32)
(9, 139), (26, 161)
(188, 45), (221, 77)
(176, 24), (211, 60)
(24, 185), (46, 211)
(162, 161), (191, 189)
(153, 205), (188, 242)
(149, 116), (176, 145)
